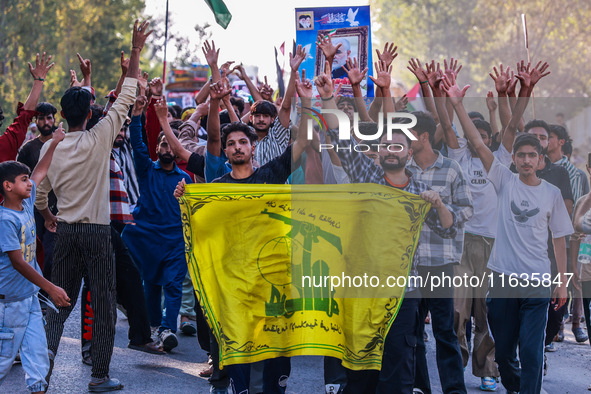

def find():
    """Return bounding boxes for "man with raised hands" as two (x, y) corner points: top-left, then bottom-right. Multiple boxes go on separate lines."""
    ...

(441, 62), (573, 394)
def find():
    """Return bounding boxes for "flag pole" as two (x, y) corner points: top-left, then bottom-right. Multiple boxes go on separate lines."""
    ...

(521, 14), (535, 118)
(163, 0), (169, 86)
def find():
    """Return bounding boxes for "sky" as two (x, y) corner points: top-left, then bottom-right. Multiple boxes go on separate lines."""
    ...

(144, 0), (370, 82)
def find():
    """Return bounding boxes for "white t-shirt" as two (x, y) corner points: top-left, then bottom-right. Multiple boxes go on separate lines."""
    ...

(448, 138), (512, 238)
(486, 158), (574, 277)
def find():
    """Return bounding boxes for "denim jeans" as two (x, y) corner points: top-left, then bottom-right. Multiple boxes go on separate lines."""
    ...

(487, 272), (549, 394)
(0, 295), (49, 392)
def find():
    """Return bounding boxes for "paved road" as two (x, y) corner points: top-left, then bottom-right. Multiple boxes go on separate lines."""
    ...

(3, 297), (591, 393)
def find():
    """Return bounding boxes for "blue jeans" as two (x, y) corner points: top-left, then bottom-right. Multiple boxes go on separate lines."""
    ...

(415, 265), (466, 394)
(0, 295), (49, 392)
(144, 265), (185, 333)
(487, 276), (549, 394)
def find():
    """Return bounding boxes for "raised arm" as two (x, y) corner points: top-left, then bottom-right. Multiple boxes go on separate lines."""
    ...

(293, 70), (313, 162)
(485, 91), (500, 138)
(154, 99), (191, 162)
(426, 60), (457, 149)
(31, 123), (64, 186)
(490, 64), (512, 133)
(279, 45), (307, 128)
(408, 58), (438, 123)
(342, 57), (371, 121)
(23, 52), (54, 111)
(206, 78), (232, 156)
(232, 64), (263, 103)
(442, 75), (495, 172)
(369, 60), (394, 114)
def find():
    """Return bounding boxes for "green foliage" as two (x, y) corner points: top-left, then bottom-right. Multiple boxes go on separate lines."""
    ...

(370, 0), (591, 118)
(0, 0), (145, 131)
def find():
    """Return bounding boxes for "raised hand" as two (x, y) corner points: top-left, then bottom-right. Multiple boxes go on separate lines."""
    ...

(149, 77), (163, 97)
(28, 52), (54, 81)
(210, 78), (232, 100)
(506, 71), (518, 96)
(295, 70), (313, 99)
(342, 57), (368, 86)
(132, 20), (153, 51)
(231, 64), (248, 81)
(489, 64), (511, 95)
(486, 91), (497, 111)
(314, 60), (334, 99)
(395, 94), (408, 112)
(425, 60), (444, 91)
(69, 70), (82, 87)
(52, 122), (65, 143)
(220, 60), (234, 77)
(132, 95), (148, 117)
(153, 98), (168, 120)
(440, 75), (470, 106)
(407, 58), (428, 83)
(202, 40), (219, 67)
(443, 57), (462, 81)
(376, 42), (398, 68)
(260, 76), (274, 101)
(76, 53), (91, 80)
(137, 71), (149, 96)
(530, 61), (550, 86)
(317, 35), (342, 63)
(515, 61), (532, 89)
(120, 51), (130, 75)
(290, 45), (307, 72)
(369, 60), (392, 89)
(195, 102), (209, 118)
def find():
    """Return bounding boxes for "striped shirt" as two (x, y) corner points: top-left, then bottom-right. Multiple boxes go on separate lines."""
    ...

(254, 120), (291, 166)
(555, 155), (584, 203)
(407, 151), (473, 267)
(109, 153), (134, 224)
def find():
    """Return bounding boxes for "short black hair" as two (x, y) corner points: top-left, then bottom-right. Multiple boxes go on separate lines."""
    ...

(60, 87), (92, 129)
(468, 111), (485, 121)
(230, 97), (245, 114)
(549, 124), (569, 142)
(513, 133), (542, 154)
(221, 122), (258, 148)
(86, 104), (105, 130)
(35, 102), (57, 116)
(524, 119), (550, 136)
(0, 161), (31, 196)
(472, 119), (492, 138)
(157, 129), (179, 145)
(172, 104), (183, 119)
(412, 111), (437, 146)
(250, 100), (277, 118)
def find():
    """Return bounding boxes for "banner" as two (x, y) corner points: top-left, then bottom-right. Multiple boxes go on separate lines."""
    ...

(179, 183), (429, 370)
(295, 6), (374, 98)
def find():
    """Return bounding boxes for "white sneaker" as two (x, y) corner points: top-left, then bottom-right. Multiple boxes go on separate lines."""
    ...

(159, 329), (178, 352)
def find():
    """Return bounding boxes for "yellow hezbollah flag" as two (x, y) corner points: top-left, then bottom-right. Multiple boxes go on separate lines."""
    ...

(179, 183), (429, 370)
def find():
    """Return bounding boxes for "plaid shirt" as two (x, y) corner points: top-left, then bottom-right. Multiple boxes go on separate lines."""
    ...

(407, 151), (473, 267)
(254, 120), (291, 166)
(555, 155), (584, 203)
(327, 131), (459, 290)
(110, 153), (134, 224)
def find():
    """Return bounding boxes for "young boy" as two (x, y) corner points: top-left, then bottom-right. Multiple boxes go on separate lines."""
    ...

(0, 123), (70, 393)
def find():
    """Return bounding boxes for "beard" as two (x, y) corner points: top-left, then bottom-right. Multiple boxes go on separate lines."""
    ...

(158, 152), (175, 164)
(113, 138), (125, 148)
(229, 151), (249, 165)
(39, 125), (55, 137)
(380, 155), (407, 171)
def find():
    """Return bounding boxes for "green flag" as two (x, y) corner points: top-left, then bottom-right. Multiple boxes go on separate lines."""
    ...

(205, 0), (232, 29)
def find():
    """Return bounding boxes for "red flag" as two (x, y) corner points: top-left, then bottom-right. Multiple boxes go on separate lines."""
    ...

(279, 42), (285, 56)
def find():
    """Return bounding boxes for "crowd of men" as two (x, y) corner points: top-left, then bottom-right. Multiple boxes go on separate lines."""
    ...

(1, 17), (591, 394)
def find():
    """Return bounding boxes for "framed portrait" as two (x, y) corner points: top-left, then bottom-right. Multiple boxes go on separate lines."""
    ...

(296, 11), (314, 31)
(315, 26), (369, 96)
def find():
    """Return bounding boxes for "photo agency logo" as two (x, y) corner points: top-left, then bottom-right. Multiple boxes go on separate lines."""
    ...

(304, 108), (417, 152)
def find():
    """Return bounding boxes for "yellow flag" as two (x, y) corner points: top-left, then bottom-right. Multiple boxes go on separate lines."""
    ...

(180, 183), (429, 370)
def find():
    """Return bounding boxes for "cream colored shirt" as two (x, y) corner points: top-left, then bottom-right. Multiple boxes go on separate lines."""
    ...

(35, 78), (137, 225)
